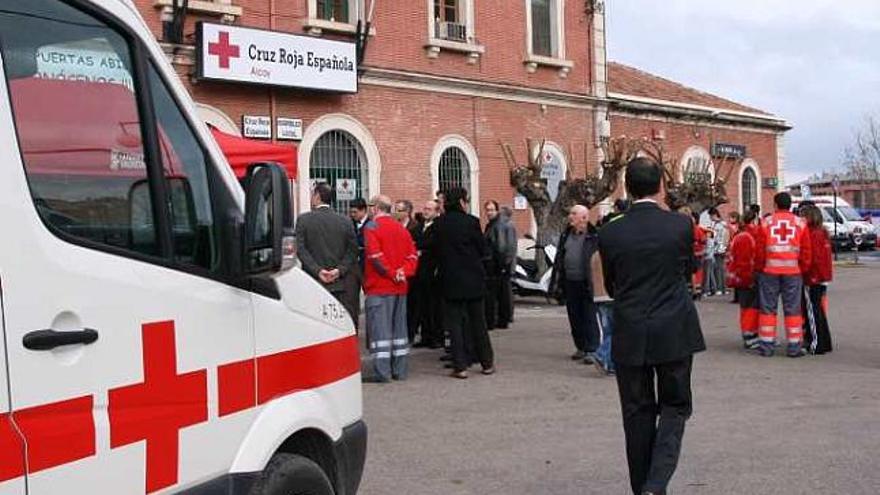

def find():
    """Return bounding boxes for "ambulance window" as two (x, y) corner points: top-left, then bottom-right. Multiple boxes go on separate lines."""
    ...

(0, 1), (158, 256)
(147, 64), (219, 271)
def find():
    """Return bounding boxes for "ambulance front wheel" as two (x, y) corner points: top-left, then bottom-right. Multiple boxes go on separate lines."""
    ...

(251, 453), (335, 495)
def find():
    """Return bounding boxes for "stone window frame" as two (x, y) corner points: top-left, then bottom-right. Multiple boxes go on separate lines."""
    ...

(424, 0), (485, 64)
(304, 0), (373, 36)
(430, 135), (481, 215)
(523, 0), (573, 78)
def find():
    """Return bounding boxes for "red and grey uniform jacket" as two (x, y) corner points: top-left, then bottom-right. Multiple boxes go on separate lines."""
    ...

(726, 229), (757, 289)
(756, 210), (812, 276)
(363, 215), (419, 296)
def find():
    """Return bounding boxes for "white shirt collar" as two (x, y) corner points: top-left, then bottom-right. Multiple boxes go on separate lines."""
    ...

(634, 198), (658, 205)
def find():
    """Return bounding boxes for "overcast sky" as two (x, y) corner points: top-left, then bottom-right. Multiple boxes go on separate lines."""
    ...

(606, 0), (880, 185)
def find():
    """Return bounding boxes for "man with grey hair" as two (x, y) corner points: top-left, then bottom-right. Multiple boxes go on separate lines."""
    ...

(551, 204), (600, 363)
(484, 201), (518, 329)
(362, 195), (419, 382)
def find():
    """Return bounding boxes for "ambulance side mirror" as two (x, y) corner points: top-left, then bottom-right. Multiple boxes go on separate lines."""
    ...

(243, 163), (295, 276)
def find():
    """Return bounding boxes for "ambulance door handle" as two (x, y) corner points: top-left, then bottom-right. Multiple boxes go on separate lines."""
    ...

(22, 329), (99, 351)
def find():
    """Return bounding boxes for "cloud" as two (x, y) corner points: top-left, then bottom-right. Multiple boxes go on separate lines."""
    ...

(606, 1), (880, 180)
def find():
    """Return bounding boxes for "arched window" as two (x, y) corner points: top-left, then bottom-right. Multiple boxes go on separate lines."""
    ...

(742, 167), (758, 212)
(679, 146), (713, 185)
(309, 130), (368, 213)
(438, 146), (470, 194)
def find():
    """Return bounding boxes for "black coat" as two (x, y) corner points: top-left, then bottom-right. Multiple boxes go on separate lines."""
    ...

(433, 209), (489, 301)
(415, 220), (438, 284)
(598, 202), (705, 366)
(550, 226), (599, 299)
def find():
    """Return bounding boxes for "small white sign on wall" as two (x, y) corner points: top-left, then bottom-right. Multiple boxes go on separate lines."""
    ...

(336, 179), (357, 201)
(276, 118), (303, 141)
(514, 194), (529, 211)
(242, 115), (271, 139)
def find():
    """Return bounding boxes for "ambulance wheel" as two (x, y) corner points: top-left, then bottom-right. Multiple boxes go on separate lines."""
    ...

(251, 453), (335, 495)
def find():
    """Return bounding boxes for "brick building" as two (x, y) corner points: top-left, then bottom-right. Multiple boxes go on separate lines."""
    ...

(788, 173), (880, 210)
(137, 0), (790, 232)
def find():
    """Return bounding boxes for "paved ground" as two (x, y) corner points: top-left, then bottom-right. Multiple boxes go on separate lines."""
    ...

(357, 265), (880, 495)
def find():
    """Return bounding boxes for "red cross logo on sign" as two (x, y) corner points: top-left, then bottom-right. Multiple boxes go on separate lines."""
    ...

(771, 219), (796, 244)
(207, 31), (240, 69)
(109, 321), (207, 493)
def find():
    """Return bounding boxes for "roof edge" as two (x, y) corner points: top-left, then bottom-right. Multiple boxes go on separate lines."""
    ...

(609, 91), (792, 131)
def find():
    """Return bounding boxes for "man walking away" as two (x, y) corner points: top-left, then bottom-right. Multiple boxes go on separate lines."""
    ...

(553, 205), (600, 364)
(599, 158), (705, 495)
(363, 195), (419, 382)
(484, 201), (517, 330)
(296, 184), (360, 330)
(754, 192), (812, 358)
(433, 187), (495, 379)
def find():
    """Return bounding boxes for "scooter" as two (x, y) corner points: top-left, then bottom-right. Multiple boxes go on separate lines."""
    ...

(512, 235), (560, 304)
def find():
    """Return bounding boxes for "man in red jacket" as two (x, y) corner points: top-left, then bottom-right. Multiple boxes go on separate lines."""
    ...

(755, 192), (812, 358)
(363, 195), (419, 382)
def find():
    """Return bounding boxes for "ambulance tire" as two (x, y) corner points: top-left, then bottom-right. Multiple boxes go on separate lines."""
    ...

(251, 453), (335, 495)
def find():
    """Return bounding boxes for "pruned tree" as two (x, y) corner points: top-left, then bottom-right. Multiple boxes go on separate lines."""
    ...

(640, 140), (741, 214)
(502, 136), (639, 255)
(844, 114), (880, 182)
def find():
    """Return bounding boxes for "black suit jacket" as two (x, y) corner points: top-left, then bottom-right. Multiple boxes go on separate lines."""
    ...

(432, 210), (489, 301)
(598, 201), (705, 366)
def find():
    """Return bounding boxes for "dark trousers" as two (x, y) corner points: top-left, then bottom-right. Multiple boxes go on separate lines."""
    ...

(616, 356), (694, 495)
(407, 278), (419, 343)
(417, 279), (444, 347)
(564, 280), (600, 352)
(803, 285), (833, 354)
(485, 273), (513, 329)
(445, 298), (494, 372)
(337, 271), (362, 332)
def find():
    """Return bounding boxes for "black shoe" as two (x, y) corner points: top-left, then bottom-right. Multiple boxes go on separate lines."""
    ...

(497, 324), (509, 329)
(362, 375), (391, 384)
(439, 354), (452, 361)
(412, 342), (430, 348)
(427, 342), (443, 349)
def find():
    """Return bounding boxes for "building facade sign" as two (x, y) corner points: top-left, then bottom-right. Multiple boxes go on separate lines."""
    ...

(276, 118), (303, 140)
(196, 22), (357, 93)
(712, 142), (747, 159)
(242, 115), (271, 139)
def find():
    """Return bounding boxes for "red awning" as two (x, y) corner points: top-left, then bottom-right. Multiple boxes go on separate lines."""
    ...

(209, 127), (297, 180)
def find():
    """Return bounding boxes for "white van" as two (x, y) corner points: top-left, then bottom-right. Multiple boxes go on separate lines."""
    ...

(0, 1), (365, 494)
(792, 195), (877, 250)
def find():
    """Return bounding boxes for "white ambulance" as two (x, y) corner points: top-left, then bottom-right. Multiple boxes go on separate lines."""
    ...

(0, 0), (365, 493)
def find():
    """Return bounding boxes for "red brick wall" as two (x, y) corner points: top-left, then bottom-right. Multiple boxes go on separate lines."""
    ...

(609, 114), (780, 215)
(137, 0), (594, 95)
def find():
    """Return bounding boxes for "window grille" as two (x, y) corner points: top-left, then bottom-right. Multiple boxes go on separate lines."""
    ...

(438, 146), (470, 195)
(310, 130), (368, 214)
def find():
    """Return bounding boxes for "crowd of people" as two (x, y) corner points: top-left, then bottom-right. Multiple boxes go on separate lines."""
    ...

(678, 192), (835, 357)
(293, 160), (839, 494)
(295, 183), (518, 382)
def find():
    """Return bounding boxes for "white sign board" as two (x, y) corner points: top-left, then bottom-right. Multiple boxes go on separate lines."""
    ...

(242, 115), (271, 139)
(514, 194), (529, 211)
(540, 151), (564, 202)
(35, 45), (134, 91)
(336, 179), (357, 201)
(276, 118), (303, 141)
(197, 22), (358, 93)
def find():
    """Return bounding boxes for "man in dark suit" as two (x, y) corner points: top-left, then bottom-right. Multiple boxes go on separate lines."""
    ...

(296, 183), (360, 329)
(598, 158), (705, 495)
(432, 187), (495, 378)
(413, 199), (443, 348)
